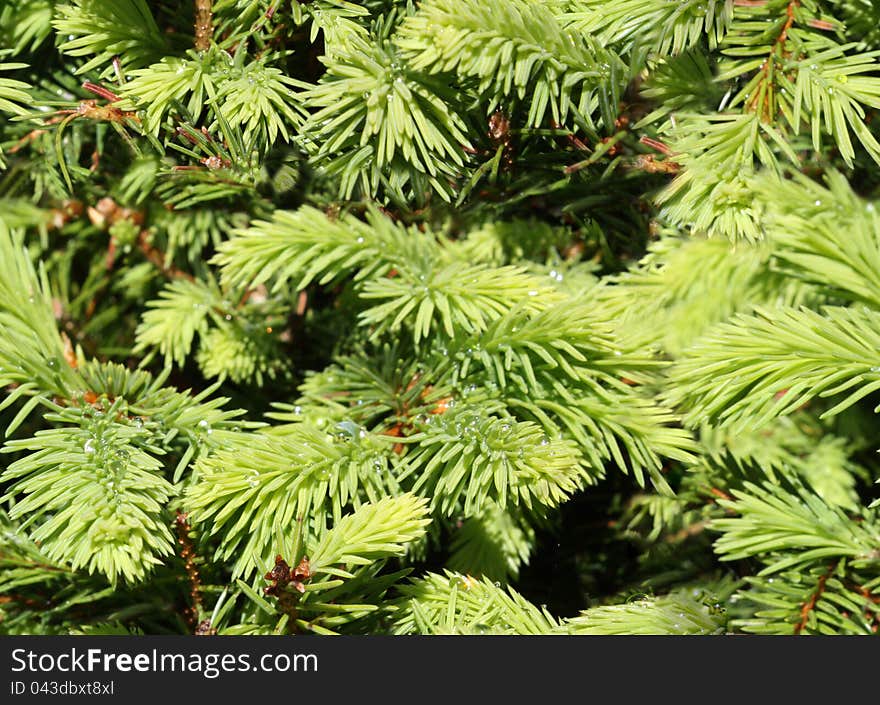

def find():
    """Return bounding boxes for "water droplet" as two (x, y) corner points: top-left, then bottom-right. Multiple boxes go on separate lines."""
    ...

(335, 420), (360, 440)
(814, 200), (822, 206)
(224, 313), (232, 321)
(199, 420), (209, 428)
(356, 236), (365, 243)
(539, 435), (549, 446)
(293, 405), (302, 415)
(84, 439), (95, 454)
(837, 74), (848, 84)
(133, 417), (145, 429)
(527, 290), (538, 296)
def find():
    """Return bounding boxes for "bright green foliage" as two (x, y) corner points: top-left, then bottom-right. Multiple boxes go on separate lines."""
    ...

(300, 34), (470, 202)
(0, 62), (30, 118)
(185, 424), (404, 578)
(392, 571), (560, 635)
(562, 588), (731, 635)
(119, 48), (306, 143)
(53, 0), (168, 77)
(713, 480), (879, 574)
(563, 1), (734, 57)
(135, 278), (220, 366)
(307, 493), (430, 574)
(1, 403), (176, 584)
(666, 305), (880, 430)
(3, 0), (880, 637)
(399, 407), (586, 515)
(396, 0), (627, 130)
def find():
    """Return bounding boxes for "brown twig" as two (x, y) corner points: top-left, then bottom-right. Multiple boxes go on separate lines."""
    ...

(709, 487), (733, 502)
(664, 519), (710, 543)
(175, 511), (204, 631)
(746, 0), (800, 122)
(8, 129), (47, 154)
(794, 563), (833, 634)
(138, 230), (194, 281)
(194, 0), (213, 52)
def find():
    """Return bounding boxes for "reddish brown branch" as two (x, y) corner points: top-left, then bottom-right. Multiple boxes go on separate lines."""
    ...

(194, 0), (213, 51)
(175, 512), (204, 631)
(794, 563), (833, 634)
(82, 81), (120, 102)
(138, 230), (194, 281)
(664, 520), (709, 543)
(746, 0), (800, 121)
(8, 129), (47, 154)
(709, 487), (733, 502)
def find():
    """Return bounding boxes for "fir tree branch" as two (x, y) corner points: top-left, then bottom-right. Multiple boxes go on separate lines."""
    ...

(399, 405), (586, 516)
(298, 33), (471, 202)
(712, 480), (880, 574)
(393, 571), (559, 635)
(561, 589), (728, 635)
(194, 0), (213, 52)
(562, 0), (735, 57)
(308, 494), (430, 576)
(53, 0), (168, 78)
(396, 0), (626, 130)
(665, 305), (880, 431)
(0, 400), (176, 585)
(185, 425), (403, 578)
